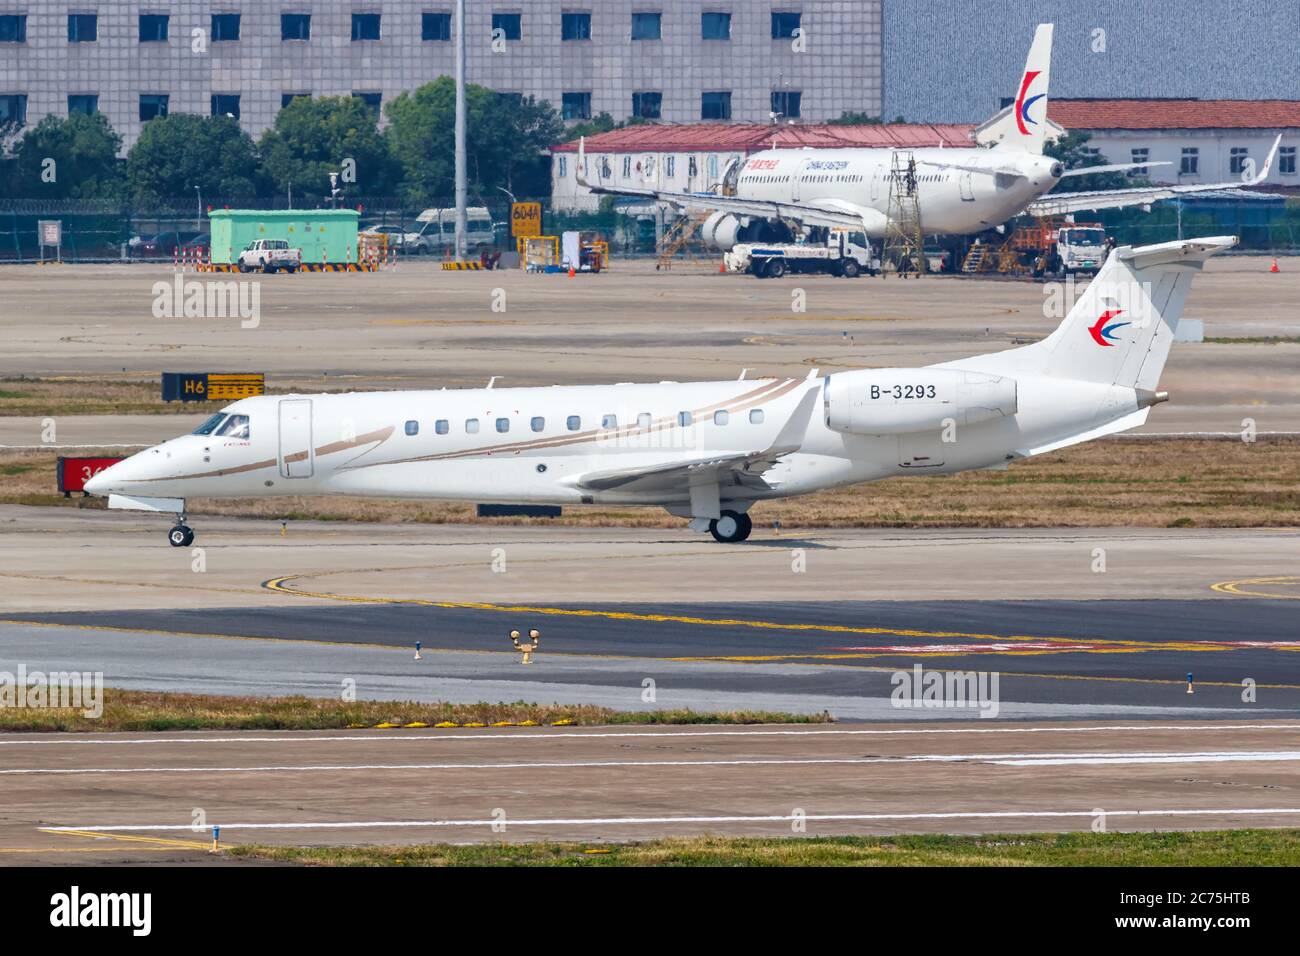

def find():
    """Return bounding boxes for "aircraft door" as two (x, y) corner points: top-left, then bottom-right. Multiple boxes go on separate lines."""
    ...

(959, 171), (975, 201)
(278, 399), (314, 478)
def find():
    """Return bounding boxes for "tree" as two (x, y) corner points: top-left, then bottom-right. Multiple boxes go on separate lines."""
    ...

(259, 96), (397, 201)
(825, 111), (906, 125)
(4, 112), (124, 199)
(384, 77), (563, 203)
(126, 114), (261, 202)
(1045, 130), (1138, 193)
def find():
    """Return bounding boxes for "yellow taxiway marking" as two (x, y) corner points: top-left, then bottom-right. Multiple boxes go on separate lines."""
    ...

(1211, 576), (1300, 600)
(39, 827), (211, 851)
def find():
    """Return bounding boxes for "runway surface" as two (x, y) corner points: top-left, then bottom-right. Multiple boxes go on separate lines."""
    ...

(4, 721), (1300, 864)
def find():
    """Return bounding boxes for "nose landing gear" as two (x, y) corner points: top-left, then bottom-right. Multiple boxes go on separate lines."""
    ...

(168, 511), (195, 548)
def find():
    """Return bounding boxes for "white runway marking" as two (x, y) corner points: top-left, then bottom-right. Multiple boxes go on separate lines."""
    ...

(1, 723), (1295, 748)
(7, 750), (1299, 776)
(41, 807), (1300, 834)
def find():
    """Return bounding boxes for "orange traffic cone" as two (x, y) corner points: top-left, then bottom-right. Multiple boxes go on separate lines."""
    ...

(1270, 258), (1280, 273)
(568, 266), (575, 278)
(718, 262), (726, 274)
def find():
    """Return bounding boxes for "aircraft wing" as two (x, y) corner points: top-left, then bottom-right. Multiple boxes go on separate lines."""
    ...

(575, 138), (885, 232)
(1026, 136), (1280, 217)
(567, 384), (821, 494)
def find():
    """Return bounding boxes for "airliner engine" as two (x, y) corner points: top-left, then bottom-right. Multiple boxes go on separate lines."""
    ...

(824, 368), (1018, 435)
(700, 212), (793, 251)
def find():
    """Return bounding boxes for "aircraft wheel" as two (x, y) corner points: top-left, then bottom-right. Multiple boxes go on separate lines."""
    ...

(168, 525), (194, 548)
(709, 510), (752, 543)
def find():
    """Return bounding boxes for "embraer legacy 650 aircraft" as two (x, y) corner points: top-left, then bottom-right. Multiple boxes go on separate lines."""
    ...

(576, 24), (1277, 249)
(88, 236), (1233, 546)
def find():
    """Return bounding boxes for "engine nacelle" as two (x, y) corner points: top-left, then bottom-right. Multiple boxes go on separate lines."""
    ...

(824, 368), (1017, 436)
(701, 211), (744, 251)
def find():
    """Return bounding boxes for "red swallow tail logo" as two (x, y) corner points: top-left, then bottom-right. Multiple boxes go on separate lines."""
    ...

(1088, 309), (1130, 347)
(1014, 70), (1043, 135)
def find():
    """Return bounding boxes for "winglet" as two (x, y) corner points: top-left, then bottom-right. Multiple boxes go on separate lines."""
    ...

(769, 384), (821, 453)
(576, 136), (594, 189)
(1248, 135), (1281, 185)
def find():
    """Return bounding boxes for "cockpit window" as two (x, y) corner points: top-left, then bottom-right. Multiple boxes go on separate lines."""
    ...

(193, 414), (226, 435)
(215, 414), (250, 439)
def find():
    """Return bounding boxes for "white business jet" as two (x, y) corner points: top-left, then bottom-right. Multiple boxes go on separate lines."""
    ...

(86, 236), (1235, 546)
(576, 23), (1277, 250)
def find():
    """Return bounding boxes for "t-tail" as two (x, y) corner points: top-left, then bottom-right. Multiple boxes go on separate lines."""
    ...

(1005, 23), (1053, 154)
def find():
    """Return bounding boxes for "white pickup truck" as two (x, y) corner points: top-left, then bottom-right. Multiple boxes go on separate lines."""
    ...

(724, 229), (878, 279)
(237, 239), (302, 274)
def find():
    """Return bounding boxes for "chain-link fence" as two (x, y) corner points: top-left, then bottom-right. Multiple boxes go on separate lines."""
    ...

(0, 196), (665, 262)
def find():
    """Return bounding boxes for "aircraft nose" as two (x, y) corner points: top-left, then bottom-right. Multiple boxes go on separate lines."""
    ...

(82, 464), (117, 495)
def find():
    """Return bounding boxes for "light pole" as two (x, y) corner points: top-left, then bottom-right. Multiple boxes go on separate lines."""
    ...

(454, 0), (467, 260)
(193, 186), (201, 232)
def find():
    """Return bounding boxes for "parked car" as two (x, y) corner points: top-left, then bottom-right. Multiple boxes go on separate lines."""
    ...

(359, 224), (415, 254)
(237, 238), (302, 273)
(128, 231), (184, 258)
(179, 233), (210, 256)
(403, 206), (496, 253)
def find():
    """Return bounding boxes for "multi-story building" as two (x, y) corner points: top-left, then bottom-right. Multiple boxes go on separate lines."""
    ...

(0, 2), (884, 151)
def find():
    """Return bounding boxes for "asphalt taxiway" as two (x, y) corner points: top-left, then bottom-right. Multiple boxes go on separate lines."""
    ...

(4, 721), (1300, 864)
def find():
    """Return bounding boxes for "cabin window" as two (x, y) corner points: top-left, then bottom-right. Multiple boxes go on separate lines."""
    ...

(531, 416), (545, 432)
(216, 414), (250, 439)
(567, 415), (581, 431)
(435, 419), (449, 435)
(601, 414), (618, 428)
(496, 417), (510, 433)
(637, 412), (652, 429)
(404, 420), (419, 436)
(750, 409), (765, 424)
(192, 413), (226, 435)
(714, 410), (729, 425)
(677, 411), (693, 426)
(466, 418), (480, 434)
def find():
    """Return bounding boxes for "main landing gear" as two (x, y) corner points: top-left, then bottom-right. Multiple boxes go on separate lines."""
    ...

(709, 509), (753, 543)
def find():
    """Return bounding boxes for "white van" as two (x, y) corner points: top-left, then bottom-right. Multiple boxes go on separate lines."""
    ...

(403, 206), (495, 254)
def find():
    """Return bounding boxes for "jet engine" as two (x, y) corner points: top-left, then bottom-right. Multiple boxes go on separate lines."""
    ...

(824, 368), (1017, 435)
(700, 212), (794, 251)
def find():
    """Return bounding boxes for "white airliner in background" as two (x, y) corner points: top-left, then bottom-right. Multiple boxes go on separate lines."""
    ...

(86, 236), (1235, 546)
(577, 23), (1277, 250)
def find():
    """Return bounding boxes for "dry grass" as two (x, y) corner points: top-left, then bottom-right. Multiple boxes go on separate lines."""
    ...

(0, 688), (826, 732)
(0, 377), (200, 416)
(229, 829), (1300, 867)
(6, 437), (1297, 528)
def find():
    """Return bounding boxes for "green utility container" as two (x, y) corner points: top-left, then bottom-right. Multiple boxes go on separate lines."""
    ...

(208, 209), (360, 265)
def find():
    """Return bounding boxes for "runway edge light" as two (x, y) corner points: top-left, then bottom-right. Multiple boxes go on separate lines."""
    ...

(1187, 672), (1195, 695)
(414, 641), (422, 661)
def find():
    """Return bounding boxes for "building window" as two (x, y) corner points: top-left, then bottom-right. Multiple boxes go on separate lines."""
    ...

(354, 91), (382, 114)
(750, 409), (764, 424)
(772, 90), (801, 118)
(138, 14), (168, 42)
(665, 155), (675, 177)
(139, 94), (169, 121)
(466, 418), (480, 434)
(1281, 146), (1297, 176)
(68, 13), (97, 42)
(530, 416), (545, 432)
(771, 11), (801, 38)
(622, 156), (632, 177)
(562, 12), (591, 40)
(0, 93), (28, 127)
(422, 12), (451, 41)
(1128, 148), (1149, 177)
(405, 420), (419, 436)
(0, 14), (26, 42)
(701, 91), (732, 120)
(281, 13), (311, 41)
(632, 91), (662, 119)
(1229, 147), (1249, 175)
(701, 11), (730, 39)
(211, 94), (241, 119)
(495, 417), (510, 433)
(492, 13), (521, 41)
(558, 156), (567, 177)
(562, 92), (591, 120)
(566, 415), (581, 430)
(435, 419), (449, 434)
(67, 94), (98, 116)
(352, 13), (381, 41)
(211, 14), (240, 41)
(1180, 147), (1199, 175)
(631, 12), (661, 40)
(281, 93), (310, 109)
